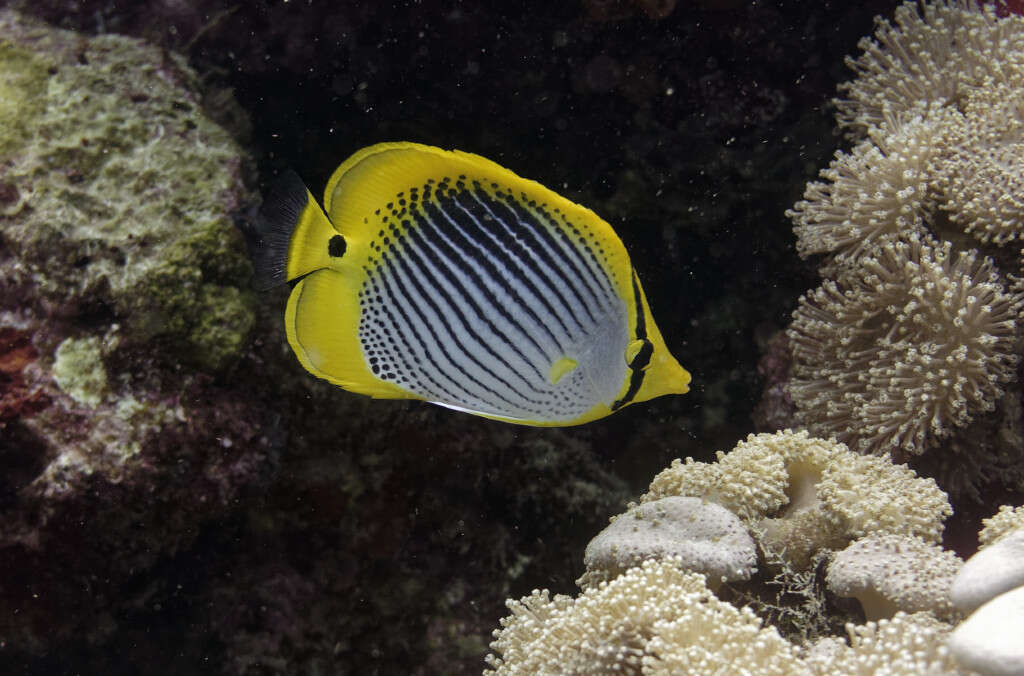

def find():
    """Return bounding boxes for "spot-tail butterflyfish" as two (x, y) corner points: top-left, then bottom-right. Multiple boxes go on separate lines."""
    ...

(249, 142), (690, 426)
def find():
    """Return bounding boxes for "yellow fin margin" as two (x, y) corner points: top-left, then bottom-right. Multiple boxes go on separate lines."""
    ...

(285, 269), (414, 399)
(630, 275), (691, 404)
(320, 142), (636, 305)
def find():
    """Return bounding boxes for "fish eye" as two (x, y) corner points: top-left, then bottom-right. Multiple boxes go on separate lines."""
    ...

(328, 235), (346, 258)
(626, 338), (654, 370)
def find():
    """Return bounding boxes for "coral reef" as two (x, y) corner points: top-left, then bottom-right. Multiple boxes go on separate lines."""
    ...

(825, 534), (962, 621)
(641, 430), (951, 569)
(774, 0), (1024, 510)
(638, 431), (954, 643)
(486, 431), (985, 673)
(787, 235), (1021, 457)
(485, 557), (806, 675)
(557, 430), (956, 646)
(12, 0), (1019, 673)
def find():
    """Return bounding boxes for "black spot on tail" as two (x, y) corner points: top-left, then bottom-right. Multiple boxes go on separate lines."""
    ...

(241, 170), (310, 291)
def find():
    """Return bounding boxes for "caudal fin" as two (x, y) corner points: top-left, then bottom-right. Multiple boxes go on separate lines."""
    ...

(245, 170), (336, 291)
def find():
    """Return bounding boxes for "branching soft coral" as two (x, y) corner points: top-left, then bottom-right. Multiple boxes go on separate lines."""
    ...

(835, 0), (1024, 138)
(804, 612), (964, 675)
(787, 235), (1021, 457)
(790, 1), (1024, 267)
(789, 104), (951, 269)
(934, 82), (1024, 246)
(485, 557), (807, 675)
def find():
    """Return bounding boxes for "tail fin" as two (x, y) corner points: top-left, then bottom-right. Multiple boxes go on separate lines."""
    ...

(245, 170), (337, 291)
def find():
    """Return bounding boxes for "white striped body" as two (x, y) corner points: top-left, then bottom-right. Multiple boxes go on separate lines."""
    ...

(258, 142), (691, 427)
(357, 178), (629, 422)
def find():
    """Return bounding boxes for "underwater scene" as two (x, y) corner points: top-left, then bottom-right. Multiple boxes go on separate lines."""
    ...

(1, 0), (1023, 673)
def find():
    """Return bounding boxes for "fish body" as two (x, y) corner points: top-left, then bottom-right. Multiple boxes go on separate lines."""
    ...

(250, 142), (690, 425)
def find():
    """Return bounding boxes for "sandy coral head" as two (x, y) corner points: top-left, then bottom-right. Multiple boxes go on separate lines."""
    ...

(826, 534), (962, 622)
(641, 430), (951, 570)
(581, 496), (756, 589)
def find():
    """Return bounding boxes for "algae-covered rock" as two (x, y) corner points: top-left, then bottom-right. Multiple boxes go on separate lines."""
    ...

(0, 9), (256, 371)
(0, 41), (49, 160)
(51, 335), (108, 406)
(0, 10), (276, 655)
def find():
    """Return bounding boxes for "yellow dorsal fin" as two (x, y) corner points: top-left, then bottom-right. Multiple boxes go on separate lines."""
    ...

(319, 142), (637, 303)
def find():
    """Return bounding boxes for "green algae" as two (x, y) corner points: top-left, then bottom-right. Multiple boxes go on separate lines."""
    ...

(122, 218), (256, 371)
(0, 42), (49, 160)
(190, 283), (255, 371)
(52, 336), (108, 407)
(0, 12), (257, 373)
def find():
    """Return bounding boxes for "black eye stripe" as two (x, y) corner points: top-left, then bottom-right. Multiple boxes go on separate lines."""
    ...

(629, 339), (654, 369)
(328, 235), (346, 258)
(612, 272), (649, 411)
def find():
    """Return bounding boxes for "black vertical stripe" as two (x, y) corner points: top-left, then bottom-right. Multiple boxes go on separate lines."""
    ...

(407, 209), (553, 376)
(483, 190), (613, 324)
(378, 248), (541, 411)
(389, 222), (551, 398)
(611, 272), (648, 411)
(453, 189), (590, 337)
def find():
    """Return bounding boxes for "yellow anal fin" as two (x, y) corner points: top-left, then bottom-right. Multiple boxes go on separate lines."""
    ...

(285, 269), (414, 400)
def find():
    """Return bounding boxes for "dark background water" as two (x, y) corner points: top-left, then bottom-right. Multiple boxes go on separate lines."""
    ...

(1, 1), (906, 673)
(18, 0), (895, 433)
